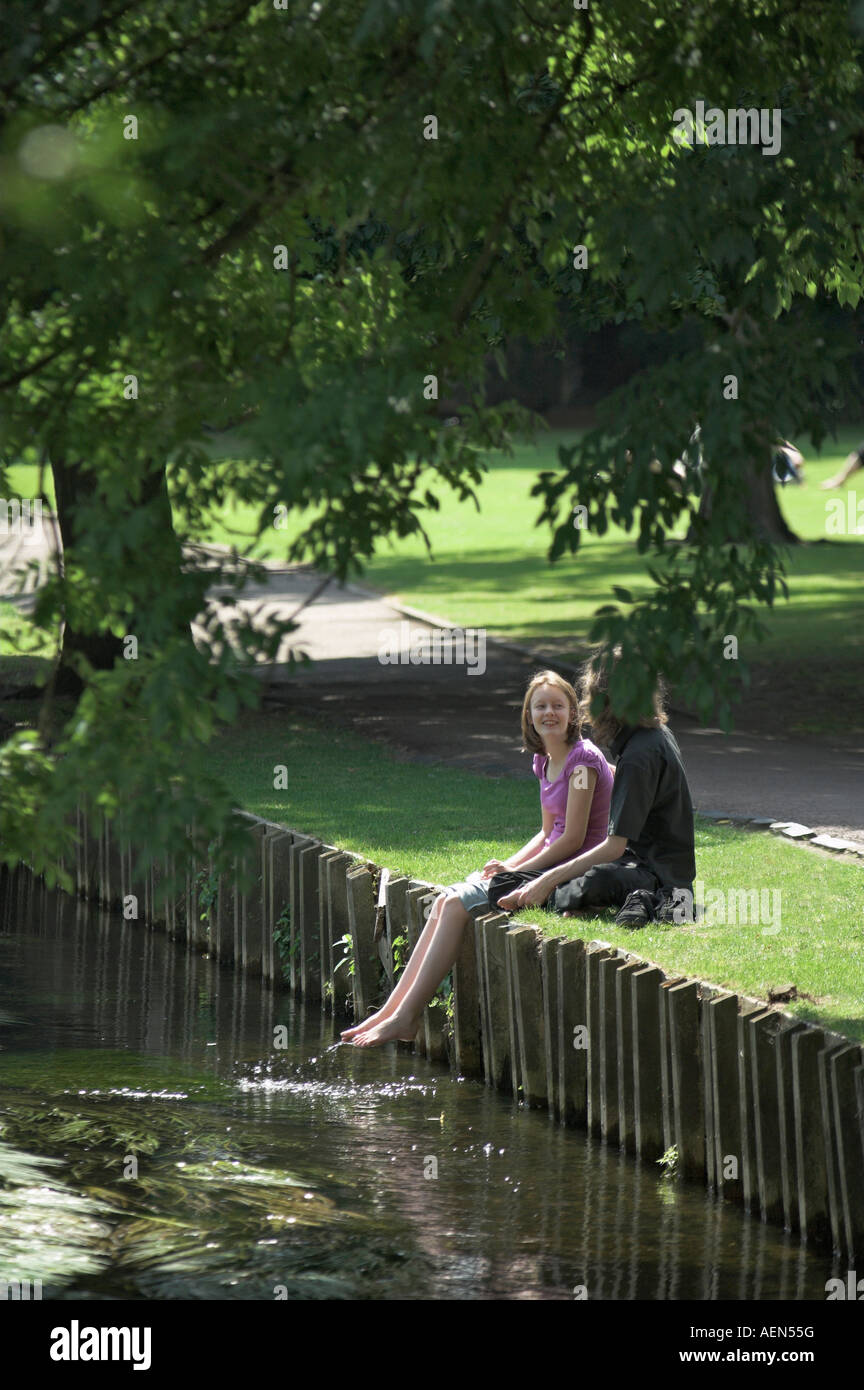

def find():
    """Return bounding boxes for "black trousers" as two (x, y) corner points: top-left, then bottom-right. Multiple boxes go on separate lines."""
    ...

(487, 856), (659, 915)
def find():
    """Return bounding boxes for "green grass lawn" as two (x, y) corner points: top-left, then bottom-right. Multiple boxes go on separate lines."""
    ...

(190, 426), (864, 672)
(215, 707), (864, 1043)
(297, 431), (862, 663)
(5, 427), (864, 673)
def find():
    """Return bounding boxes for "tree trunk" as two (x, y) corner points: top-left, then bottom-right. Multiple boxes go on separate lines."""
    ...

(688, 459), (799, 545)
(50, 456), (188, 697)
(48, 457), (123, 697)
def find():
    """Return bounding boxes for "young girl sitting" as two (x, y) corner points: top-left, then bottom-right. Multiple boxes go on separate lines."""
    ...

(342, 669), (614, 1048)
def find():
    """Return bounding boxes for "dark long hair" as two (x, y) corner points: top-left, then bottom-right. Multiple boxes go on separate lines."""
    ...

(577, 649), (668, 747)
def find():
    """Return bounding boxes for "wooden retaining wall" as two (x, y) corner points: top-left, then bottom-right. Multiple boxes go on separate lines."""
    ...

(46, 805), (864, 1262)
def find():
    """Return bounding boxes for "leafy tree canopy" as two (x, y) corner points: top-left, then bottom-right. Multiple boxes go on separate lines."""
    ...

(1, 0), (863, 877)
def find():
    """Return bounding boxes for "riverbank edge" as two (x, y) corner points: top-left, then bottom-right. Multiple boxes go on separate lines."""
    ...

(54, 804), (864, 1264)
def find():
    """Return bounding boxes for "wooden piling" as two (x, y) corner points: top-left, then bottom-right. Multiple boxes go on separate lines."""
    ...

(586, 945), (614, 1139)
(477, 915), (515, 1093)
(615, 959), (643, 1155)
(263, 830), (293, 987)
(453, 915), (483, 1078)
(298, 842), (325, 999)
(557, 938), (588, 1128)
(631, 965), (665, 1162)
(507, 926), (547, 1108)
(347, 866), (380, 1024)
(827, 1044), (864, 1262)
(667, 980), (705, 1181)
(792, 1028), (832, 1246)
(541, 937), (563, 1120)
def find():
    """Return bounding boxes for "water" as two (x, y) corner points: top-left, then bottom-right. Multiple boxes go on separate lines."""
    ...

(0, 869), (841, 1301)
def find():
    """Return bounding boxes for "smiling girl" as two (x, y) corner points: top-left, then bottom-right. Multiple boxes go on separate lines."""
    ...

(342, 669), (613, 1048)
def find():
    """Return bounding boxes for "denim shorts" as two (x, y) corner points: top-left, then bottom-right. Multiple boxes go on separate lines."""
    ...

(444, 870), (492, 918)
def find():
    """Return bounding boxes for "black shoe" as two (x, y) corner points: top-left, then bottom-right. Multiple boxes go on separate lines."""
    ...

(614, 889), (657, 928)
(653, 885), (694, 924)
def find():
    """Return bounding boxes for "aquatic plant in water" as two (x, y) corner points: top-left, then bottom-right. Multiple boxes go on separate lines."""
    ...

(0, 1139), (116, 1289)
(0, 1074), (392, 1300)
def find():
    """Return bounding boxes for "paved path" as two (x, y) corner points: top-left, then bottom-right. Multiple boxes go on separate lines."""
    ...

(235, 564), (864, 847)
(3, 525), (863, 845)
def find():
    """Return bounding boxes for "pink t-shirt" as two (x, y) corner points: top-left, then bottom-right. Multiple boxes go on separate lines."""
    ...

(533, 738), (613, 852)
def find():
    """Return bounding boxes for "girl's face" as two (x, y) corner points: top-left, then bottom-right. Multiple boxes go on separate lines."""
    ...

(530, 684), (573, 741)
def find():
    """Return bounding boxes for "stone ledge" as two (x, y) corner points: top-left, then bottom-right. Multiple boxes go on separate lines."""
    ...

(698, 810), (863, 861)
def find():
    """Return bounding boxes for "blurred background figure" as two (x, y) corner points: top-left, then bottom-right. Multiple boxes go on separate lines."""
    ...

(631, 428), (805, 492)
(674, 423), (703, 485)
(821, 441), (863, 489)
(771, 439), (805, 486)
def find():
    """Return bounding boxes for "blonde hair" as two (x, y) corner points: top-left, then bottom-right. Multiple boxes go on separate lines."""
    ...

(520, 670), (583, 754)
(577, 649), (668, 747)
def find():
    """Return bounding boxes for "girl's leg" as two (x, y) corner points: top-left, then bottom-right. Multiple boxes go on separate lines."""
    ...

(340, 891), (447, 1038)
(352, 896), (470, 1046)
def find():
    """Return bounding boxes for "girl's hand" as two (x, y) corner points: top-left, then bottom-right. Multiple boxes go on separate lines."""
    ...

(499, 875), (553, 910)
(481, 858), (509, 879)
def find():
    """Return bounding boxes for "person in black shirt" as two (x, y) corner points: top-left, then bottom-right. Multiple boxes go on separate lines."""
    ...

(488, 654), (696, 927)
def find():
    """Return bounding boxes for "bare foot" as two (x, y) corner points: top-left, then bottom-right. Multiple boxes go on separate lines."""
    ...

(340, 1009), (388, 1040)
(351, 1009), (420, 1047)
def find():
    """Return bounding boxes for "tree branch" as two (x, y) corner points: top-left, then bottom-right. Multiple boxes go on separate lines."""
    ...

(0, 0), (142, 102)
(199, 159), (302, 266)
(0, 342), (69, 391)
(57, 0), (260, 121)
(444, 12), (595, 340)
